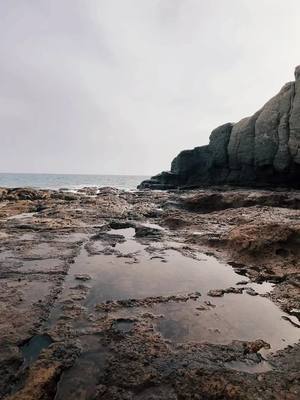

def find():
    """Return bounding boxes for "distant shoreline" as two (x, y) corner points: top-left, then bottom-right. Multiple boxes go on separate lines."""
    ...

(0, 172), (149, 191)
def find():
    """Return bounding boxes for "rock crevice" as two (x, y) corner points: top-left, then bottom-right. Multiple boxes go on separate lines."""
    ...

(139, 66), (300, 189)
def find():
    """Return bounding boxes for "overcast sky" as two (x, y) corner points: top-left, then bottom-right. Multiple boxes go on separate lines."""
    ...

(0, 0), (299, 175)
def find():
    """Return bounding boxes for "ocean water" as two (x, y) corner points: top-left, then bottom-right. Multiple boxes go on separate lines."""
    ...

(0, 173), (149, 191)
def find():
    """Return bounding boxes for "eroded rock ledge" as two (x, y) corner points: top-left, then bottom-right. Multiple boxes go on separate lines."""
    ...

(139, 66), (300, 189)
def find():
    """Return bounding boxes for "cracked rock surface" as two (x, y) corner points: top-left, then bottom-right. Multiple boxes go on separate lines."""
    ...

(0, 186), (299, 400)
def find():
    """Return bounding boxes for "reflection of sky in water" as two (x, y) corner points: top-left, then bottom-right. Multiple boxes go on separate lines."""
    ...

(153, 297), (300, 354)
(55, 227), (300, 356)
(47, 225), (300, 395)
(67, 227), (248, 304)
(21, 334), (53, 367)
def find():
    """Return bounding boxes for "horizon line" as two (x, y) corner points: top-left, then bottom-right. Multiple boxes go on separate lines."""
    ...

(0, 171), (151, 177)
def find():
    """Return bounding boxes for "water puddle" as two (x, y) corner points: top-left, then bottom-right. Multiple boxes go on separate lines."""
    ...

(152, 296), (300, 354)
(54, 335), (107, 400)
(51, 227), (300, 350)
(47, 223), (300, 395)
(60, 228), (250, 307)
(20, 334), (53, 367)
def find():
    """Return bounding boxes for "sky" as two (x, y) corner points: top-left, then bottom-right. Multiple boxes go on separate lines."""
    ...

(0, 0), (299, 175)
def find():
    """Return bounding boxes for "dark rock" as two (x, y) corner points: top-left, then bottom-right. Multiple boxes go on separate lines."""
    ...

(139, 66), (300, 189)
(207, 289), (224, 297)
(91, 232), (126, 245)
(74, 274), (91, 281)
(109, 220), (135, 230)
(281, 315), (300, 328)
(207, 287), (244, 297)
(0, 188), (51, 201)
(245, 288), (258, 296)
(242, 339), (271, 354)
(134, 225), (162, 239)
(179, 190), (300, 212)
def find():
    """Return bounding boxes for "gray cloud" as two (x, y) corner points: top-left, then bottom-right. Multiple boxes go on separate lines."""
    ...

(0, 0), (299, 174)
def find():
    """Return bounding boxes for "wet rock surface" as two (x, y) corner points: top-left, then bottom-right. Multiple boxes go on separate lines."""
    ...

(0, 186), (299, 399)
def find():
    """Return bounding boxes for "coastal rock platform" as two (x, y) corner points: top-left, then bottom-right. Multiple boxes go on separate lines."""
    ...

(0, 186), (299, 399)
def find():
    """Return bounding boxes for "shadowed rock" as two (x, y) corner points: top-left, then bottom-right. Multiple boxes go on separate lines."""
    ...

(139, 66), (300, 189)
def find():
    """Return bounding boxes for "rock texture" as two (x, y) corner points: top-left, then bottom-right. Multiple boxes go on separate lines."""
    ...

(139, 66), (300, 189)
(1, 187), (300, 399)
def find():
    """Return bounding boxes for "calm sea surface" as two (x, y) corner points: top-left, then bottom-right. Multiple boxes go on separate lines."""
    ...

(0, 173), (149, 190)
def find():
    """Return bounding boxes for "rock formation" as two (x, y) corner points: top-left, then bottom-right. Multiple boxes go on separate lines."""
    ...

(139, 66), (300, 189)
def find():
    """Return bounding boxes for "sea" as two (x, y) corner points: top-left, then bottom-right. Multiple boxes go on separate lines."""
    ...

(0, 173), (149, 191)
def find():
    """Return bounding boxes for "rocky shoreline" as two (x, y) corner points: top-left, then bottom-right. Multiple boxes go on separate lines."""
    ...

(139, 66), (300, 190)
(0, 186), (299, 399)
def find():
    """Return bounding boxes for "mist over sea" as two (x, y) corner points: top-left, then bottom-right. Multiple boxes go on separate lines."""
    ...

(0, 173), (149, 191)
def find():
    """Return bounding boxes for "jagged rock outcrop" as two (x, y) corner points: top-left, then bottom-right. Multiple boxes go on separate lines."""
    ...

(139, 66), (300, 189)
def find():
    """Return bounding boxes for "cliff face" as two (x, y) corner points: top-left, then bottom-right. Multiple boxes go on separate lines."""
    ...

(139, 66), (300, 189)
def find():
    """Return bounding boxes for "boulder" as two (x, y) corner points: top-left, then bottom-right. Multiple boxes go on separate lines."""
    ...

(139, 66), (300, 189)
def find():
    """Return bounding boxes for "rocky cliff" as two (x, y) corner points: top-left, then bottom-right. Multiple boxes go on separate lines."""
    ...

(139, 66), (300, 189)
